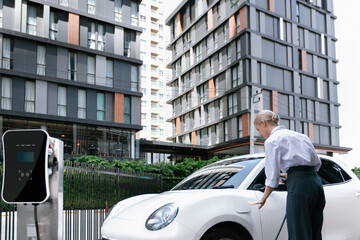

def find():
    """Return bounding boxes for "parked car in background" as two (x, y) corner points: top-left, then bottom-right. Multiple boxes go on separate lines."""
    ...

(101, 153), (360, 240)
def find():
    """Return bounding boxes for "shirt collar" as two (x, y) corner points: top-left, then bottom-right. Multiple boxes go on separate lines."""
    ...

(269, 125), (286, 137)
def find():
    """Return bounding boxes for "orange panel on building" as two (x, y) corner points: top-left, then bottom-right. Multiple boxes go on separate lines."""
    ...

(176, 12), (183, 36)
(209, 78), (215, 99)
(242, 113), (249, 137)
(176, 117), (181, 134)
(271, 90), (278, 114)
(68, 13), (79, 45)
(308, 122), (314, 142)
(207, 8), (214, 30)
(229, 15), (236, 39)
(268, 0), (275, 12)
(239, 6), (247, 31)
(301, 50), (307, 72)
(114, 93), (124, 123)
(191, 131), (197, 145)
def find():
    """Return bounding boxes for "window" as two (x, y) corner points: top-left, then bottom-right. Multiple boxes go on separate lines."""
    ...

(59, 0), (68, 6)
(106, 59), (114, 87)
(140, 15), (146, 21)
(214, 31), (218, 49)
(57, 86), (67, 117)
(88, 0), (96, 14)
(224, 121), (229, 141)
(195, 44), (202, 62)
(49, 11), (58, 40)
(218, 52), (222, 70)
(318, 159), (352, 185)
(97, 92), (105, 121)
(1, 77), (11, 110)
(199, 64), (203, 81)
(78, 89), (86, 119)
(114, 0), (122, 22)
(0, 0), (3, 27)
(232, 61), (243, 87)
(124, 30), (132, 57)
(227, 46), (231, 65)
(87, 56), (95, 84)
(131, 65), (138, 91)
(223, 23), (228, 42)
(27, 5), (37, 35)
(228, 93), (238, 115)
(236, 38), (241, 59)
(25, 81), (35, 113)
(131, 1), (139, 26)
(68, 52), (77, 80)
(215, 123), (220, 143)
(238, 116), (243, 137)
(88, 22), (105, 51)
(37, 45), (46, 75)
(2, 38), (14, 69)
(210, 56), (215, 75)
(124, 96), (131, 124)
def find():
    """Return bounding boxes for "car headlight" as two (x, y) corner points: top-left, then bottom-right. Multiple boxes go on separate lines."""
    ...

(145, 203), (179, 231)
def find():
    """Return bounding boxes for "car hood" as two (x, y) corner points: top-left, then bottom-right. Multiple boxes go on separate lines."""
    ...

(110, 189), (246, 221)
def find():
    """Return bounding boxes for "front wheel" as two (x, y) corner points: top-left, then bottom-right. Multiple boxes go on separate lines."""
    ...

(201, 227), (242, 240)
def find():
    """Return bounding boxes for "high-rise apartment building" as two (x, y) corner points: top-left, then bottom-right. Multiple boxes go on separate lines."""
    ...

(0, 0), (143, 159)
(166, 0), (348, 155)
(138, 0), (171, 142)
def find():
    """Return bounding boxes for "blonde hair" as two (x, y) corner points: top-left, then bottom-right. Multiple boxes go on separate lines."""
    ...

(254, 110), (280, 126)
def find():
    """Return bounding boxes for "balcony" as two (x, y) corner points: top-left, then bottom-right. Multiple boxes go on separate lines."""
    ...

(151, 80), (160, 90)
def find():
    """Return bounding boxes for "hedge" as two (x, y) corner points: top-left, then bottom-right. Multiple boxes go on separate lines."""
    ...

(353, 168), (360, 179)
(65, 155), (232, 178)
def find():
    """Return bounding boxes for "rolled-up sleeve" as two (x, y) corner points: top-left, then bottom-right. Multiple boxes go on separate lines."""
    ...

(264, 141), (281, 188)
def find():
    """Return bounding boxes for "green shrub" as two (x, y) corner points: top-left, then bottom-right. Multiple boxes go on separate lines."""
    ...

(65, 155), (229, 178)
(353, 168), (360, 179)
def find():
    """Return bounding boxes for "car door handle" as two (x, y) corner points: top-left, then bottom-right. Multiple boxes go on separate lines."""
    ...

(356, 193), (360, 199)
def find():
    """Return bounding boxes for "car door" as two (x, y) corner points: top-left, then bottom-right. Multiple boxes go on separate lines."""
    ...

(248, 169), (288, 240)
(319, 159), (360, 240)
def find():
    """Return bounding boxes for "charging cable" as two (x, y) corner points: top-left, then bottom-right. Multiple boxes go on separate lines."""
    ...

(33, 204), (40, 240)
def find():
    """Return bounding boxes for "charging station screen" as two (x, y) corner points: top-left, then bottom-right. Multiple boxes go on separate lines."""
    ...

(17, 152), (34, 163)
(2, 130), (48, 203)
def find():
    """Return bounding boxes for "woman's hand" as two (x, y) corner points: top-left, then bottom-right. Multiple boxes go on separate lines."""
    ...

(248, 199), (266, 209)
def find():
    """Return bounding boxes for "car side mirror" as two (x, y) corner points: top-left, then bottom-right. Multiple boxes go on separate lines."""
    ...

(253, 183), (266, 192)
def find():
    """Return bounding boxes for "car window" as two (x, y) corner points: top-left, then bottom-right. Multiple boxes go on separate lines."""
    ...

(318, 159), (351, 185)
(172, 158), (262, 190)
(248, 169), (287, 192)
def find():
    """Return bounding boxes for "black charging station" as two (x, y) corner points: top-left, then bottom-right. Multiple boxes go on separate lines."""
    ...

(1, 129), (50, 204)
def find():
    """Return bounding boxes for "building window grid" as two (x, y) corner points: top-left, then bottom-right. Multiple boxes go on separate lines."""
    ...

(224, 121), (228, 141)
(130, 1), (139, 26)
(124, 31), (132, 57)
(0, 0), (3, 27)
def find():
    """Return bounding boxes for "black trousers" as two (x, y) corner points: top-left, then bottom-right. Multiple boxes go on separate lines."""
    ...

(286, 166), (326, 240)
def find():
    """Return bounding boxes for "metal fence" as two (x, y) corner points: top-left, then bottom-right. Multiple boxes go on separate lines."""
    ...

(1, 163), (183, 240)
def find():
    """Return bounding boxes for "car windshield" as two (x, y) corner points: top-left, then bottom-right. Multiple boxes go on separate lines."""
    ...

(172, 157), (263, 190)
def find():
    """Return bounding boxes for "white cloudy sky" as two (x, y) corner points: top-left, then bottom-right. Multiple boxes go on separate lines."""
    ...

(164, 0), (360, 168)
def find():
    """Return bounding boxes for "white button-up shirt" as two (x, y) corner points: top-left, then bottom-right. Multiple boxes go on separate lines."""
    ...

(264, 125), (321, 188)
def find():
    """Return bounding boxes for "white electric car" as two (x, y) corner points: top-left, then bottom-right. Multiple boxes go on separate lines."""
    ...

(101, 153), (360, 240)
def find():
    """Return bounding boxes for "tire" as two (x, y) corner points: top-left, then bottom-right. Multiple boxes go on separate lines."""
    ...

(202, 227), (242, 240)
